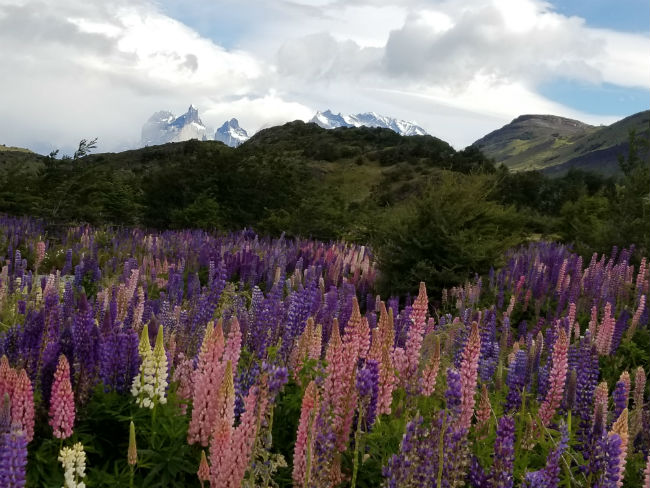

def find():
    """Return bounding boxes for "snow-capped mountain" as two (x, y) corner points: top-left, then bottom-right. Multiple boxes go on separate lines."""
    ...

(215, 118), (249, 147)
(141, 105), (209, 146)
(310, 110), (428, 136)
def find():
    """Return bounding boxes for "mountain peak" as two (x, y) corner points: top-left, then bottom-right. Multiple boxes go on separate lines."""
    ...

(141, 105), (208, 146)
(215, 118), (249, 147)
(310, 109), (427, 136)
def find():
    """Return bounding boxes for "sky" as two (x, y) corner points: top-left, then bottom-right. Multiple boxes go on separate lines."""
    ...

(0, 0), (648, 155)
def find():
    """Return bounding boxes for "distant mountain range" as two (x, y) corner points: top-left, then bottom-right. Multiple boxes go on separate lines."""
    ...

(309, 110), (428, 136)
(140, 106), (428, 148)
(472, 111), (650, 175)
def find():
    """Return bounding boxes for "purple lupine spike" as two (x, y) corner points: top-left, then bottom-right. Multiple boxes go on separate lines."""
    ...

(356, 360), (379, 428)
(0, 425), (27, 487)
(491, 416), (515, 488)
(505, 349), (528, 412)
(445, 368), (463, 417)
(524, 422), (568, 488)
(611, 381), (628, 423)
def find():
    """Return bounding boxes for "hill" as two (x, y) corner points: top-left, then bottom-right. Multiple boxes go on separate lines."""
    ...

(0, 122), (495, 240)
(473, 110), (650, 174)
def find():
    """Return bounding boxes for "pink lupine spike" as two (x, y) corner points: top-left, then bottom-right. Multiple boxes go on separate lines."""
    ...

(309, 323), (322, 360)
(377, 344), (396, 415)
(293, 381), (319, 487)
(197, 450), (210, 486)
(188, 321), (227, 446)
(223, 386), (267, 487)
(609, 408), (629, 488)
(633, 366), (646, 409)
(420, 336), (441, 396)
(594, 381), (609, 421)
(208, 417), (232, 486)
(0, 355), (13, 399)
(538, 327), (568, 427)
(404, 283), (428, 386)
(49, 355), (75, 439)
(588, 305), (599, 339)
(223, 318), (242, 367)
(368, 328), (381, 362)
(171, 353), (194, 415)
(358, 317), (370, 360)
(644, 452), (650, 488)
(475, 384), (492, 435)
(11, 369), (35, 443)
(596, 303), (615, 354)
(458, 321), (481, 431)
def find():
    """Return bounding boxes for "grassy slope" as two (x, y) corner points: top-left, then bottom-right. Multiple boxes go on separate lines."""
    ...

(473, 110), (649, 174)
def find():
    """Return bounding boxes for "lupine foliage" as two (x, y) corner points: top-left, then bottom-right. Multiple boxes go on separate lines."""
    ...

(0, 215), (648, 487)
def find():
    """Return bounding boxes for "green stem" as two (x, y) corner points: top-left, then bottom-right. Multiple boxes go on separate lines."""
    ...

(151, 404), (157, 445)
(130, 465), (134, 488)
(350, 406), (365, 488)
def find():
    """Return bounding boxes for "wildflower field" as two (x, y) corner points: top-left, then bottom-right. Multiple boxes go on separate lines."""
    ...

(0, 214), (649, 487)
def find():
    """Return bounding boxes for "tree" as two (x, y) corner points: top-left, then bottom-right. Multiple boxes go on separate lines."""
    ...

(73, 138), (98, 159)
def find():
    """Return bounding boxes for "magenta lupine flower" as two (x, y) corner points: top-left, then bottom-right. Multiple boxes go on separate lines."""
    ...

(491, 416), (515, 488)
(538, 327), (568, 427)
(458, 321), (481, 431)
(48, 355), (75, 439)
(420, 336), (440, 396)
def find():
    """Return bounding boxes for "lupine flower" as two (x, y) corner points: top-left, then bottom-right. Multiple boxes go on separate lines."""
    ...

(593, 381), (609, 423)
(49, 355), (75, 439)
(403, 282), (428, 387)
(0, 423), (27, 488)
(524, 422), (568, 487)
(197, 450), (209, 486)
(131, 324), (167, 409)
(459, 321), (481, 431)
(171, 354), (194, 415)
(596, 303), (615, 355)
(356, 360), (379, 428)
(446, 368), (463, 416)
(127, 421), (137, 466)
(491, 416), (515, 488)
(475, 384), (492, 434)
(643, 452), (650, 488)
(612, 379), (629, 423)
(609, 408), (628, 487)
(420, 335), (440, 396)
(538, 327), (568, 427)
(505, 349), (528, 413)
(293, 381), (319, 487)
(58, 442), (87, 488)
(10, 369), (34, 443)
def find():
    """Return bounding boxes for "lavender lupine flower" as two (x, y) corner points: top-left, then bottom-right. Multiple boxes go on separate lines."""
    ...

(469, 456), (489, 488)
(382, 415), (431, 488)
(356, 360), (379, 428)
(491, 416), (515, 488)
(575, 333), (599, 454)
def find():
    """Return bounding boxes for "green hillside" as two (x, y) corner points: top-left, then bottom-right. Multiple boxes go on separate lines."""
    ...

(473, 110), (650, 174)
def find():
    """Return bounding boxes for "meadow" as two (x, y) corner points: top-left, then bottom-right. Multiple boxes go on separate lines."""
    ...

(0, 213), (648, 487)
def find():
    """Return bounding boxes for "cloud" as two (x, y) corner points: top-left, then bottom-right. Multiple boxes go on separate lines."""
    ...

(0, 0), (647, 153)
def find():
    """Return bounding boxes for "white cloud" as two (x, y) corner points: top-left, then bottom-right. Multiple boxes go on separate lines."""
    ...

(0, 0), (647, 153)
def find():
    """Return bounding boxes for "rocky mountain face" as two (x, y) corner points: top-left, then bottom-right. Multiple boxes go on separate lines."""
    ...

(141, 105), (209, 146)
(310, 109), (428, 136)
(214, 118), (249, 147)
